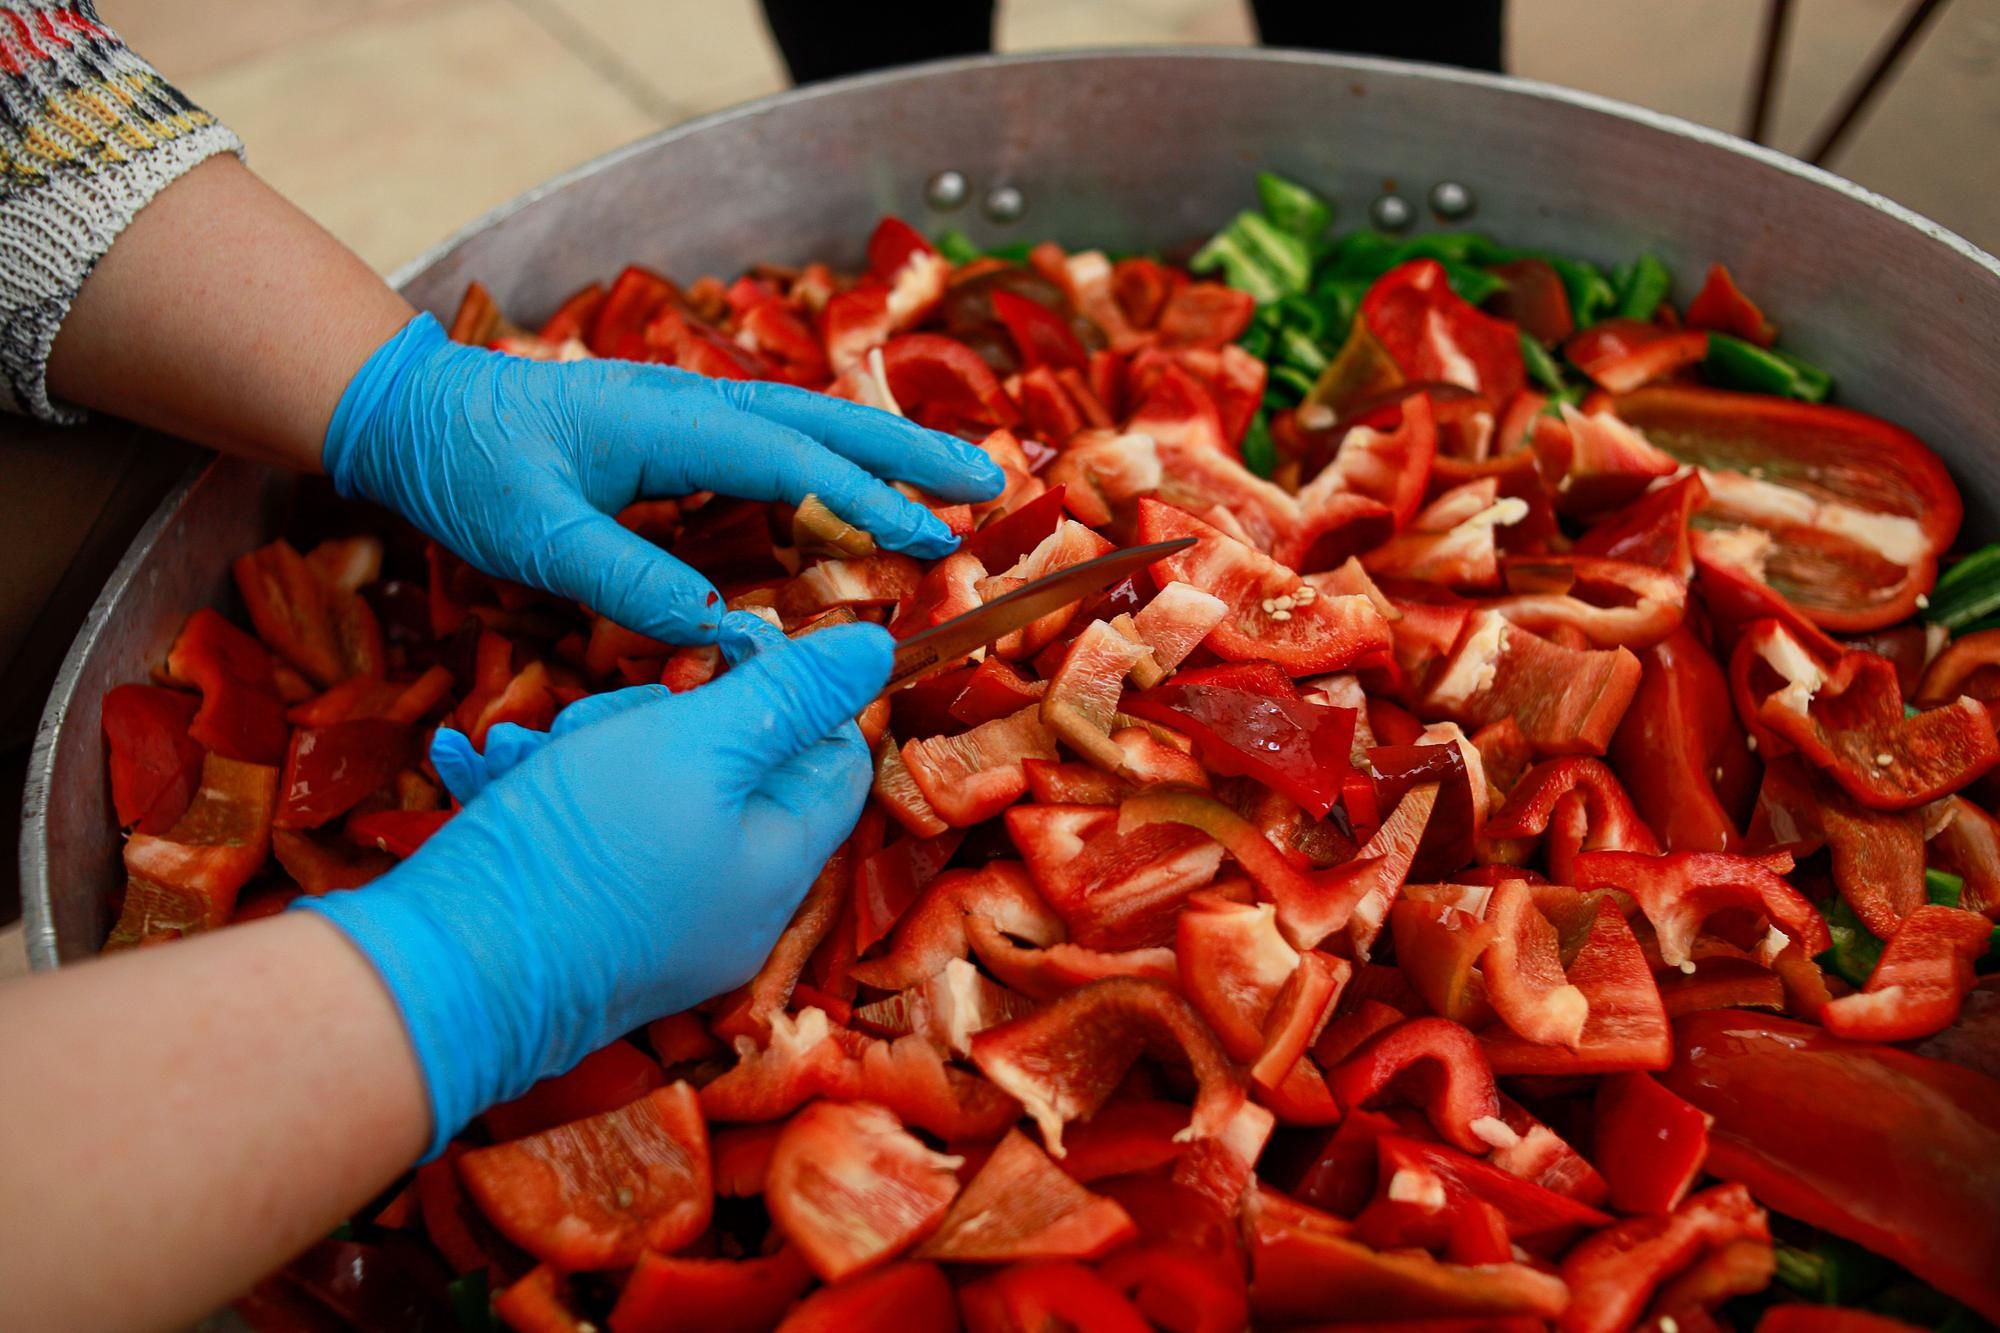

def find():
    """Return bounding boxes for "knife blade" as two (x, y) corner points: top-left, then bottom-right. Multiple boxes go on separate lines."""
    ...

(887, 537), (1195, 690)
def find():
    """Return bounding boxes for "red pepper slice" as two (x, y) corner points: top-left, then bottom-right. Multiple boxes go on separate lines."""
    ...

(1821, 904), (1992, 1042)
(165, 607), (292, 765)
(1591, 1071), (1711, 1214)
(1354, 1133), (1611, 1251)
(1574, 471), (1708, 579)
(1110, 257), (1175, 330)
(344, 808), (450, 859)
(765, 1100), (961, 1282)
(1481, 897), (1672, 1075)
(1571, 848), (1829, 969)
(852, 830), (964, 956)
(270, 828), (391, 897)
(1486, 756), (1661, 880)
(1556, 1182), (1769, 1333)
(866, 216), (939, 283)
(1930, 795), (2000, 916)
(1663, 1010), (2000, 1321)
(991, 287), (1089, 372)
(732, 286), (830, 385)
(1610, 627), (1756, 855)
(101, 684), (204, 833)
(776, 1262), (957, 1333)
(966, 912), (1179, 1002)
(916, 1128), (1134, 1262)
(273, 719), (411, 831)
(1368, 741), (1476, 881)
(493, 1266), (587, 1333)
(1390, 901), (1494, 1025)
(647, 1012), (723, 1067)
(587, 265), (679, 359)
(1564, 318), (1710, 393)
(969, 977), (1253, 1166)
(607, 1245), (813, 1333)
(1486, 257), (1574, 345)
(1176, 892), (1303, 1063)
(958, 484), (1068, 572)
(1617, 384), (1959, 631)
(1684, 262), (1777, 347)
(1139, 500), (1395, 676)
(959, 1260), (1152, 1333)
(1050, 1099), (1190, 1183)
(879, 332), (1020, 434)
(901, 706), (1059, 827)
(1420, 610), (1642, 756)
(1249, 951), (1349, 1107)
(712, 842), (855, 1039)
(1243, 1184), (1569, 1325)
(1122, 672), (1354, 819)
(535, 281), (603, 345)
(1325, 1016), (1502, 1154)
(482, 1040), (666, 1144)
(1751, 754), (1924, 939)
(459, 1083), (711, 1272)
(1156, 281), (1257, 349)
(852, 861), (1059, 992)
(1097, 1237), (1249, 1333)
(1481, 877), (1588, 1048)
(1756, 1310), (1926, 1333)
(1362, 260), (1526, 405)
(110, 752), (279, 948)
(1006, 803), (1222, 951)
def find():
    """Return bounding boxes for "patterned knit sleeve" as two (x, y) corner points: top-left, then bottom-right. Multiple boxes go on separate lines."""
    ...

(0, 2), (241, 422)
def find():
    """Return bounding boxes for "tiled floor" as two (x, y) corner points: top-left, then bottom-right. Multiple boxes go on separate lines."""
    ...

(95, 0), (1999, 276)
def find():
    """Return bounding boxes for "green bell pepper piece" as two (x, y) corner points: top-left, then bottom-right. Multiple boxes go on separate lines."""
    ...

(1442, 261), (1505, 306)
(1192, 211), (1312, 303)
(1242, 412), (1278, 479)
(1256, 170), (1333, 244)
(1612, 252), (1673, 321)
(1703, 333), (1833, 402)
(1520, 330), (1568, 394)
(1926, 868), (1966, 908)
(1817, 895), (1886, 988)
(934, 229), (982, 266)
(1923, 544), (2000, 631)
(1267, 363), (1317, 405)
(1276, 326), (1330, 377)
(448, 1271), (496, 1333)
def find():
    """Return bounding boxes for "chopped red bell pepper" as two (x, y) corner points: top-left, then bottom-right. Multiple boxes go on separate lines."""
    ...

(1006, 803), (1224, 951)
(851, 958), (1036, 1056)
(880, 332), (1020, 434)
(233, 538), (383, 688)
(1574, 471), (1708, 579)
(1046, 1099), (1190, 1184)
(916, 1128), (1134, 1262)
(959, 1260), (1151, 1333)
(1097, 1238), (1249, 1333)
(765, 1100), (962, 1282)
(991, 287), (1088, 373)
(969, 976), (1250, 1162)
(776, 1261), (958, 1333)
(481, 1040), (666, 1144)
(1488, 257), (1575, 344)
(1736, 618), (2000, 811)
(1122, 668), (1354, 818)
(700, 1007), (1020, 1140)
(273, 719), (411, 831)
(1039, 619), (1150, 770)
(1390, 900), (1494, 1025)
(1482, 897), (1672, 1075)
(1756, 1310), (1926, 1333)
(1609, 627), (1756, 855)
(1482, 877), (1589, 1048)
(711, 841), (857, 1040)
(1564, 318), (1710, 393)
(1616, 385), (1960, 631)
(535, 281), (604, 344)
(1684, 263), (1777, 347)
(852, 830), (963, 956)
(1591, 1071), (1711, 1214)
(101, 684), (205, 834)
(965, 913), (1179, 1001)
(901, 705), (1059, 827)
(1420, 611), (1642, 756)
(344, 808), (450, 859)
(1249, 950), (1349, 1108)
(493, 1266), (587, 1333)
(1176, 891), (1303, 1061)
(1243, 1184), (1570, 1325)
(588, 265), (679, 359)
(1821, 903), (1992, 1042)
(459, 1083), (711, 1271)
(1930, 794), (2000, 916)
(1368, 738), (1479, 880)
(852, 861), (1060, 991)
(1664, 1010), (2000, 1322)
(165, 607), (292, 765)
(1354, 1132), (1610, 1253)
(110, 752), (279, 947)
(1571, 848), (1829, 969)
(1485, 757), (1661, 881)
(1751, 754), (1925, 939)
(1362, 260), (1526, 405)
(1326, 1016), (1503, 1154)
(607, 1245), (813, 1333)
(1556, 1182), (1769, 1333)
(1139, 500), (1396, 676)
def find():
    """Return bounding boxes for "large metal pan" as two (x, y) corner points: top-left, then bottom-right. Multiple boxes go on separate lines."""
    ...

(21, 48), (2000, 979)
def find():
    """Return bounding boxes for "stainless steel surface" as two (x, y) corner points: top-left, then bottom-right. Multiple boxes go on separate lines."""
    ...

(1370, 192), (1416, 232)
(888, 538), (1195, 689)
(1429, 180), (1476, 221)
(25, 48), (2000, 978)
(926, 168), (970, 211)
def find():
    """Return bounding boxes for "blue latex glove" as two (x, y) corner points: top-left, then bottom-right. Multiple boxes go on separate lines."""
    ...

(322, 313), (1004, 642)
(297, 614), (889, 1156)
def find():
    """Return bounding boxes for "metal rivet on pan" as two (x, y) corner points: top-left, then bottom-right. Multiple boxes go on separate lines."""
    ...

(1430, 180), (1476, 220)
(982, 184), (1026, 224)
(926, 169), (969, 211)
(1369, 193), (1414, 232)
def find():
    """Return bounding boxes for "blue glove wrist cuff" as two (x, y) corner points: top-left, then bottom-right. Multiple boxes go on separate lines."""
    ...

(295, 863), (515, 1161)
(322, 311), (452, 502)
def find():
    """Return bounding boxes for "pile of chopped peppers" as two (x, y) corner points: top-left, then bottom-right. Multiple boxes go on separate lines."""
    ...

(100, 174), (2000, 1333)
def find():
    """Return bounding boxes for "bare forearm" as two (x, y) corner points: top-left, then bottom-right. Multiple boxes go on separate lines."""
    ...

(0, 912), (428, 1332)
(45, 155), (416, 473)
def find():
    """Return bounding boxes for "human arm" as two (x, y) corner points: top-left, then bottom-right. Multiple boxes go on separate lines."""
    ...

(0, 616), (889, 1331)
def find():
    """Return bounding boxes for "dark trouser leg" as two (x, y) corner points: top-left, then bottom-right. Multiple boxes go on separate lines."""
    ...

(758, 0), (996, 86)
(1248, 0), (1506, 73)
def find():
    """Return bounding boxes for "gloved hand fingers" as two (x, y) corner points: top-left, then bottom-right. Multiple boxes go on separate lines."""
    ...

(738, 727), (873, 887)
(625, 399), (959, 560)
(717, 379), (1007, 503)
(548, 684), (674, 739)
(701, 622), (893, 781)
(718, 609), (788, 666)
(480, 723), (548, 786)
(429, 727), (488, 805)
(527, 490), (729, 645)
